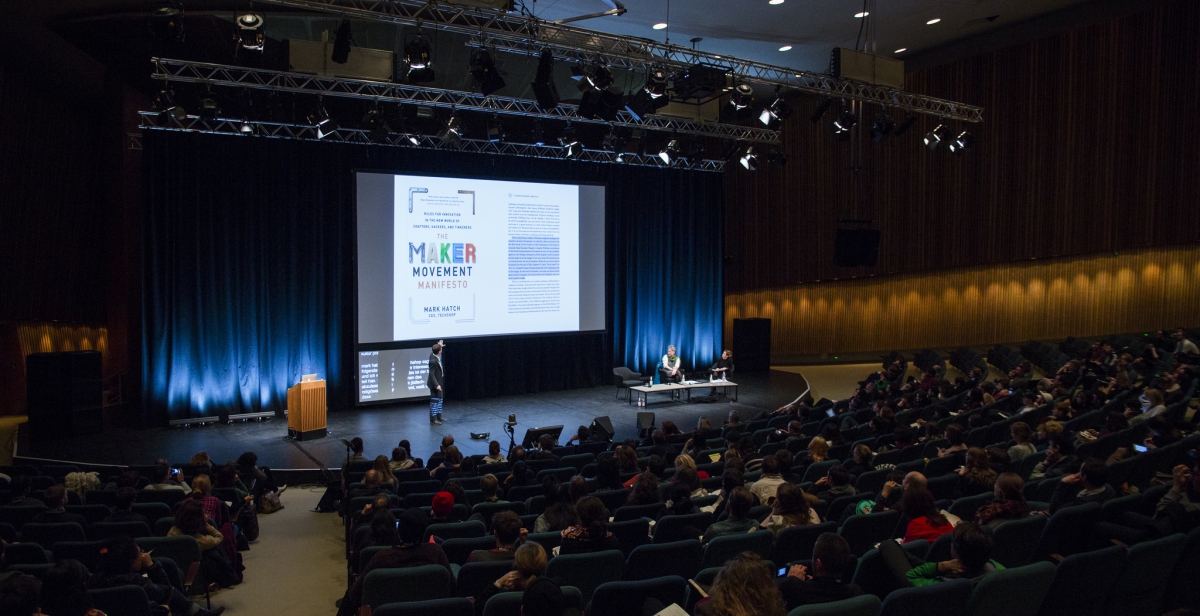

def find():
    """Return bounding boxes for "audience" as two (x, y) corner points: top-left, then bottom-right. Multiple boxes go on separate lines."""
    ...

(482, 440), (507, 464)
(813, 465), (856, 503)
(389, 447), (414, 471)
(696, 552), (786, 616)
(957, 448), (998, 496)
(31, 486), (88, 526)
(559, 496), (620, 554)
(103, 487), (150, 525)
(760, 483), (819, 535)
(467, 510), (524, 563)
(778, 533), (863, 611)
(975, 472), (1029, 528)
(1050, 458), (1117, 512)
(703, 487), (758, 543)
(89, 536), (225, 616)
(899, 486), (954, 543)
(882, 522), (1002, 588)
(750, 455), (787, 505)
(342, 508), (450, 616)
(41, 559), (100, 616)
(1007, 422), (1037, 461)
(475, 542), (549, 608)
(1031, 434), (1077, 480)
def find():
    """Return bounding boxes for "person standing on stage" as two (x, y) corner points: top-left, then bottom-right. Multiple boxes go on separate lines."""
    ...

(428, 340), (446, 425)
(660, 345), (684, 383)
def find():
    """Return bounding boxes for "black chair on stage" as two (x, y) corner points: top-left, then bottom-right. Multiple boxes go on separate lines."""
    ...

(613, 368), (644, 401)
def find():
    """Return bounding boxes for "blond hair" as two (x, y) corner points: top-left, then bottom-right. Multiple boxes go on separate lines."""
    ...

(808, 437), (829, 460)
(674, 454), (697, 472)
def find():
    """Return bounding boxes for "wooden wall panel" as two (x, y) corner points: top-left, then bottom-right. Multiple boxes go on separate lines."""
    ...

(724, 0), (1200, 293)
(724, 243), (1200, 357)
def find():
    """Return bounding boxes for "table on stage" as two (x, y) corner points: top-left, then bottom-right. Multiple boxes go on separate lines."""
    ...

(628, 380), (738, 405)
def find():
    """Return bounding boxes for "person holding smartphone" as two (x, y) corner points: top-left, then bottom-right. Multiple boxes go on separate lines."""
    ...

(777, 533), (863, 611)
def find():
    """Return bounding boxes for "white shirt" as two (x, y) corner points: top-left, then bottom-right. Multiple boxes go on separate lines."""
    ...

(662, 355), (681, 373)
(750, 474), (787, 505)
(1177, 339), (1199, 354)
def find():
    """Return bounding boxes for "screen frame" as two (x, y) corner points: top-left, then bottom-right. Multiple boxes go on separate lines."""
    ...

(351, 169), (609, 407)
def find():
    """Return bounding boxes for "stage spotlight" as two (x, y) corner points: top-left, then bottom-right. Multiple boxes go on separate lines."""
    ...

(237, 12), (265, 51)
(153, 87), (187, 124)
(362, 106), (390, 142)
(624, 67), (670, 122)
(810, 97), (832, 123)
(238, 117), (255, 134)
(893, 112), (917, 136)
(739, 146), (758, 170)
(758, 92), (791, 128)
(307, 101), (338, 139)
(438, 113), (462, 146)
(833, 109), (857, 133)
(469, 49), (506, 96)
(404, 33), (435, 83)
(486, 116), (505, 143)
(602, 129), (626, 154)
(768, 148), (788, 166)
(530, 48), (560, 110)
(560, 124), (582, 158)
(949, 130), (974, 153)
(924, 123), (949, 149)
(871, 112), (894, 142)
(151, 1), (185, 44)
(198, 95), (220, 121)
(585, 64), (614, 90)
(332, 18), (353, 64)
(729, 83), (754, 110)
(658, 138), (679, 164)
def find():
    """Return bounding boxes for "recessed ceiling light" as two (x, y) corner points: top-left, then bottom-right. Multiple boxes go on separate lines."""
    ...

(652, 22), (668, 30)
(926, 18), (941, 24)
(855, 12), (869, 18)
(769, 0), (785, 5)
(894, 48), (907, 53)
(779, 45), (792, 51)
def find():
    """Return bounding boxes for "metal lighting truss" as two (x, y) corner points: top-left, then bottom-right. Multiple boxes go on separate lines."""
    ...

(255, 0), (984, 123)
(152, 58), (781, 144)
(137, 112), (728, 171)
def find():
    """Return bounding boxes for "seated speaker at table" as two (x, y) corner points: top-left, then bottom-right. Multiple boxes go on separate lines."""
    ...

(659, 345), (684, 383)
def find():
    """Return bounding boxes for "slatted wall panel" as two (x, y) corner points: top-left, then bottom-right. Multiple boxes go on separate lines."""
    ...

(724, 243), (1200, 357)
(724, 0), (1200, 292)
(15, 322), (109, 370)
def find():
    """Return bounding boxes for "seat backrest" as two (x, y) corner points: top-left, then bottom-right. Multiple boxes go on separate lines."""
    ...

(481, 587), (584, 616)
(456, 560), (518, 601)
(802, 460), (839, 484)
(66, 505), (112, 525)
(88, 585), (152, 616)
(1036, 544), (1124, 616)
(403, 492), (439, 509)
(3, 542), (49, 565)
(623, 539), (703, 581)
(425, 520), (487, 542)
(926, 474), (960, 501)
(49, 540), (109, 572)
(947, 492), (994, 522)
(839, 510), (900, 557)
(855, 469), (891, 494)
(1035, 501), (1100, 560)
(701, 529), (773, 569)
(1103, 532), (1188, 616)
(374, 597), (475, 616)
(989, 514), (1047, 568)
(136, 535), (202, 571)
(924, 455), (961, 478)
(587, 576), (687, 616)
(471, 502), (527, 530)
(653, 512), (713, 543)
(608, 518), (650, 556)
(1165, 527), (1200, 612)
(790, 594), (882, 616)
(770, 521), (838, 565)
(613, 503), (662, 522)
(923, 531), (955, 564)
(828, 492), (874, 522)
(21, 522), (87, 549)
(967, 561), (1056, 616)
(399, 480), (442, 496)
(546, 549), (625, 603)
(440, 535), (498, 565)
(361, 564), (454, 608)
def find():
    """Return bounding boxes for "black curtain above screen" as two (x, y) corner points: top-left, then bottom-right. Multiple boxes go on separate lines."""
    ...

(142, 130), (724, 422)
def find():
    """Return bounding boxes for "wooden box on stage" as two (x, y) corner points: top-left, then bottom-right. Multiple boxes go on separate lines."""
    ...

(287, 380), (327, 441)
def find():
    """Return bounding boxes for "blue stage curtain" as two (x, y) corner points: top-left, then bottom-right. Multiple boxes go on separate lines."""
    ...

(142, 130), (723, 421)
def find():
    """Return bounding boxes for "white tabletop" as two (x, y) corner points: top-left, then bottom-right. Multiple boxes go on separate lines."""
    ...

(631, 381), (737, 392)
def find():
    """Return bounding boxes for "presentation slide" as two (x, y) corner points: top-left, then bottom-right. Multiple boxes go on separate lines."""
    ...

(356, 172), (606, 347)
(358, 348), (431, 402)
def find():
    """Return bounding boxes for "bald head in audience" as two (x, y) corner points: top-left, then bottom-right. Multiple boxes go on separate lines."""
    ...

(904, 472), (927, 491)
(363, 470), (381, 488)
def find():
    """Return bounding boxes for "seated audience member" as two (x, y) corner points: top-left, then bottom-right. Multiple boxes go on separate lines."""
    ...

(187, 475), (227, 527)
(957, 448), (998, 497)
(614, 446), (640, 479)
(355, 507), (401, 556)
(168, 500), (225, 554)
(881, 522), (1003, 588)
(475, 542), (549, 608)
(388, 447), (414, 472)
(503, 461), (534, 489)
(453, 457), (479, 479)
(1101, 459), (1200, 544)
(8, 477), (41, 507)
(1031, 434), (1077, 480)
(190, 451), (214, 475)
(703, 487), (759, 543)
(567, 475), (588, 504)
(534, 482), (579, 533)
(1130, 389), (1167, 425)
(761, 483), (819, 535)
(559, 496), (621, 554)
(527, 435), (559, 463)
(0, 575), (42, 616)
(352, 493), (394, 530)
(647, 431), (676, 461)
(467, 510), (524, 563)
(672, 465), (708, 498)
(695, 552), (786, 616)
(344, 438), (368, 465)
(89, 536), (225, 616)
(1035, 420), (1063, 448)
(726, 410), (742, 428)
(430, 446), (464, 481)
(104, 487), (151, 525)
(914, 423), (940, 446)
(482, 440), (507, 465)
(705, 469), (745, 513)
(592, 457), (623, 492)
(215, 464), (252, 504)
(1050, 458), (1116, 512)
(1016, 392), (1039, 415)
(564, 425), (593, 449)
(31, 486), (89, 526)
(145, 465), (189, 492)
(1144, 416), (1181, 449)
(342, 508), (451, 616)
(426, 435), (455, 470)
(937, 425), (967, 458)
(778, 533), (863, 611)
(236, 451), (277, 496)
(814, 465), (857, 503)
(372, 455), (397, 489)
(660, 482), (700, 519)
(349, 470), (385, 500)
(1007, 423), (1037, 461)
(674, 454), (710, 480)
(875, 469), (908, 511)
(625, 472), (662, 506)
(430, 491), (456, 522)
(42, 559), (102, 616)
(738, 437), (764, 472)
(899, 486), (954, 543)
(519, 577), (566, 616)
(975, 473), (1029, 529)
(750, 455), (787, 505)
(794, 437), (828, 476)
(844, 445), (875, 483)
(479, 474), (506, 504)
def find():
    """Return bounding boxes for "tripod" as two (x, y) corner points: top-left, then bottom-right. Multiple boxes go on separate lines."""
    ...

(504, 422), (518, 459)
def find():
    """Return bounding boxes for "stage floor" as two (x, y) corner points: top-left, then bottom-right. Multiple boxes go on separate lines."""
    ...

(17, 370), (810, 471)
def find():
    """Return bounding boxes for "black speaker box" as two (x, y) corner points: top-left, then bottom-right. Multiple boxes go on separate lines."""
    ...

(26, 351), (104, 440)
(637, 412), (655, 431)
(590, 416), (615, 441)
(733, 318), (772, 373)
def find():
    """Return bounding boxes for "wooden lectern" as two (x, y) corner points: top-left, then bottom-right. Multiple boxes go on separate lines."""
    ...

(287, 380), (327, 441)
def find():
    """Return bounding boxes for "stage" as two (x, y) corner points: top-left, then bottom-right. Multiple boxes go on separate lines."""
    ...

(15, 370), (810, 475)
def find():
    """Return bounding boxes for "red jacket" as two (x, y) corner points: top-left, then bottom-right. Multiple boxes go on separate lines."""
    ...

(903, 516), (954, 544)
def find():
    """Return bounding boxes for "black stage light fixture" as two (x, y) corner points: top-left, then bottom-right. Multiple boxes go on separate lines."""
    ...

(948, 130), (974, 153)
(893, 112), (917, 136)
(362, 105), (390, 142)
(198, 95), (220, 121)
(307, 99), (338, 139)
(768, 148), (788, 166)
(810, 97), (832, 123)
(729, 83), (754, 110)
(531, 120), (547, 146)
(237, 12), (265, 51)
(331, 18), (353, 64)
(560, 123), (581, 158)
(153, 87), (187, 124)
(924, 123), (949, 150)
(833, 108), (858, 134)
(658, 137), (679, 165)
(739, 146), (758, 170)
(586, 63), (614, 90)
(602, 129), (626, 154)
(486, 116), (505, 143)
(578, 87), (623, 121)
(438, 113), (462, 146)
(530, 48), (560, 110)
(758, 91), (791, 129)
(151, 1), (185, 44)
(469, 48), (506, 96)
(872, 112), (894, 142)
(404, 33), (435, 83)
(624, 67), (670, 122)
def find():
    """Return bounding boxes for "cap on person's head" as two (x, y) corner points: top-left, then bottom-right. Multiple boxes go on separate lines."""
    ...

(521, 577), (564, 616)
(397, 507), (429, 545)
(431, 491), (454, 517)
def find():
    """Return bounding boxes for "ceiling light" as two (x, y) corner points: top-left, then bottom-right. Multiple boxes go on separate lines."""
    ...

(948, 131), (974, 153)
(238, 118), (254, 134)
(237, 13), (265, 51)
(872, 112), (894, 141)
(778, 45), (792, 52)
(894, 48), (907, 53)
(469, 48), (506, 96)
(307, 101), (338, 139)
(659, 138), (679, 164)
(833, 109), (858, 133)
(739, 146), (758, 170)
(729, 83), (754, 110)
(926, 18), (941, 25)
(653, 22), (668, 30)
(924, 123), (949, 149)
(855, 12), (869, 18)
(769, 0), (784, 5)
(438, 113), (462, 146)
(404, 33), (435, 82)
(331, 18), (353, 64)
